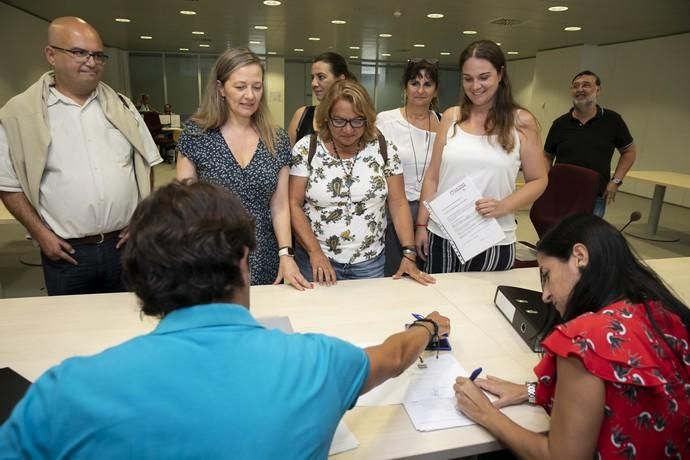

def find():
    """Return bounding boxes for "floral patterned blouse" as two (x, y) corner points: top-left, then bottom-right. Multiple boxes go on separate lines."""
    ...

(290, 135), (402, 264)
(534, 300), (690, 459)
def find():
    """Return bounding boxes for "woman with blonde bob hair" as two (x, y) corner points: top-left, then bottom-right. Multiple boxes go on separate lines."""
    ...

(289, 79), (435, 286)
(177, 47), (310, 290)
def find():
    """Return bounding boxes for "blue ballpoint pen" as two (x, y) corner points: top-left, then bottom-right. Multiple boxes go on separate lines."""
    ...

(469, 367), (483, 381)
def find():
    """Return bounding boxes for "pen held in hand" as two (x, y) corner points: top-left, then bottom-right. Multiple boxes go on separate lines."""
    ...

(469, 367), (482, 382)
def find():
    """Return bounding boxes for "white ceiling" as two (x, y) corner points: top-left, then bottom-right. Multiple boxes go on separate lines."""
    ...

(5, 0), (690, 65)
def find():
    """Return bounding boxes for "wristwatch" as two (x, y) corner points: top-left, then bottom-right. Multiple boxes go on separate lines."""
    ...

(611, 177), (623, 186)
(526, 382), (537, 404)
(278, 246), (294, 257)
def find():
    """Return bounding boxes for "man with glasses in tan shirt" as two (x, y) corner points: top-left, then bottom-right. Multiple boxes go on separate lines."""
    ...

(0, 17), (161, 295)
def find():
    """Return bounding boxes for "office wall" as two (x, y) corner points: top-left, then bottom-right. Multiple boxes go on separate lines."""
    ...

(0, 3), (49, 105)
(509, 58), (536, 113)
(598, 34), (690, 205)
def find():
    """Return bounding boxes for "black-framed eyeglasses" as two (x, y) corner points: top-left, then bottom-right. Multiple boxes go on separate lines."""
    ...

(329, 116), (367, 128)
(49, 45), (109, 64)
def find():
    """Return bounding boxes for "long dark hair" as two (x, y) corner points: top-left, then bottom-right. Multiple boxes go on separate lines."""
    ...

(536, 214), (690, 335)
(457, 40), (523, 153)
(313, 52), (357, 81)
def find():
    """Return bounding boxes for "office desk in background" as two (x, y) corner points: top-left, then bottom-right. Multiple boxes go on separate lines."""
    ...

(625, 170), (690, 242)
(1, 258), (689, 459)
(161, 127), (182, 142)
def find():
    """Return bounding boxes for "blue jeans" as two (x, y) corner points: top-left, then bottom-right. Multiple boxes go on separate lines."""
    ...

(593, 196), (606, 217)
(41, 236), (125, 296)
(295, 245), (385, 281)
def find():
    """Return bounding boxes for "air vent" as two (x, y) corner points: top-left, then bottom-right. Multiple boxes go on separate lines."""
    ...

(490, 18), (523, 26)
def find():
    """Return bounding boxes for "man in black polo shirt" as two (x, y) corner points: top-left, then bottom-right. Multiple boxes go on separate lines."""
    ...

(544, 70), (636, 217)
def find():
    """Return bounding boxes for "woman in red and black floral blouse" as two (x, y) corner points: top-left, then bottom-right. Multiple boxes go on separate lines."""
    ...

(455, 213), (690, 460)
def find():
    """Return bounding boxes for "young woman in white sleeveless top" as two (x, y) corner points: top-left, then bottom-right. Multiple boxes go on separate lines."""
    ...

(415, 40), (547, 273)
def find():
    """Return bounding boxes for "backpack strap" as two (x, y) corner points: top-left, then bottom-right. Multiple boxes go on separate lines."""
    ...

(377, 130), (388, 165)
(308, 133), (318, 166)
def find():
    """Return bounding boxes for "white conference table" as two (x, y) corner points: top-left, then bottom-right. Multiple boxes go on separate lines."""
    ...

(1, 257), (688, 459)
(625, 170), (690, 242)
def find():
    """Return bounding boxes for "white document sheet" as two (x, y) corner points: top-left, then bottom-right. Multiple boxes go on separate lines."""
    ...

(256, 316), (294, 333)
(424, 177), (505, 262)
(328, 420), (359, 456)
(357, 354), (465, 406)
(403, 398), (475, 432)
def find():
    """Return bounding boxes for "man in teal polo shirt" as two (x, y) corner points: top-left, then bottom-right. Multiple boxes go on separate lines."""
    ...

(0, 180), (450, 459)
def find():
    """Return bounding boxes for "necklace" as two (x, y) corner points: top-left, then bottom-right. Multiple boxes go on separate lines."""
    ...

(404, 107), (432, 192)
(332, 140), (361, 217)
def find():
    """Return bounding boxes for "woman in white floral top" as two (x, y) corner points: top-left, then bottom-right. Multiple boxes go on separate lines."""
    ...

(289, 80), (435, 286)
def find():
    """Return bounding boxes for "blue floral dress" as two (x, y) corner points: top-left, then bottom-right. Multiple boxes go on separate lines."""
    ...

(178, 121), (291, 285)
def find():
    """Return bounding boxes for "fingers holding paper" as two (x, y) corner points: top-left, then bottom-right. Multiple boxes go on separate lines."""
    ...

(475, 197), (507, 219)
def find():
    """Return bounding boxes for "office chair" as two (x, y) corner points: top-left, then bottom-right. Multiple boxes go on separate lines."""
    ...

(142, 111), (177, 163)
(513, 164), (599, 268)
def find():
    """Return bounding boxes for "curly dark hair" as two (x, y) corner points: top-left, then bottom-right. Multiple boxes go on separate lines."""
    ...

(122, 180), (256, 317)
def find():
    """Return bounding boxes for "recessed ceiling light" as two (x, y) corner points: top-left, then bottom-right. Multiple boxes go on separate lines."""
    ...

(379, 33), (392, 38)
(463, 30), (478, 35)
(564, 26), (582, 31)
(413, 43), (425, 48)
(140, 35), (153, 40)
(179, 10), (196, 15)
(192, 31), (205, 35)
(349, 46), (360, 50)
(254, 25), (268, 30)
(331, 19), (347, 25)
(199, 44), (211, 48)
(308, 37), (321, 41)
(179, 48), (189, 51)
(294, 48), (304, 52)
(267, 51), (277, 55)
(263, 0), (281, 5)
(381, 53), (391, 57)
(548, 6), (569, 12)
(440, 51), (451, 56)
(249, 40), (261, 45)
(507, 51), (519, 55)
(427, 13), (444, 19)
(115, 18), (131, 23)
(349, 56), (359, 59)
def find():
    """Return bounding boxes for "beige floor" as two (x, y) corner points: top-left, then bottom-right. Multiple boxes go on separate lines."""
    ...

(1, 162), (689, 298)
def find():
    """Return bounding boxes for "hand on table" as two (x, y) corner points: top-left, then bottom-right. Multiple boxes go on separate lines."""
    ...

(393, 256), (435, 286)
(474, 375), (528, 408)
(274, 256), (313, 291)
